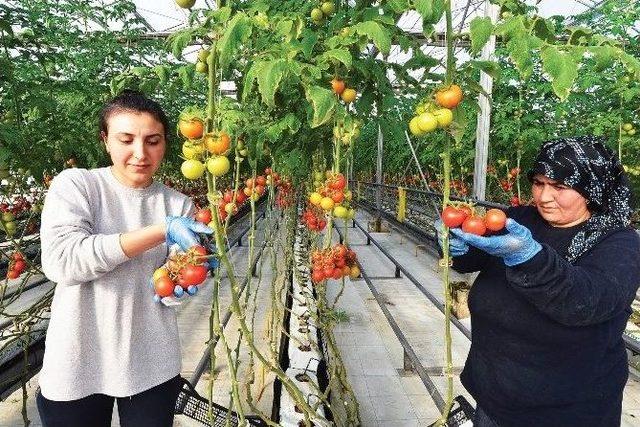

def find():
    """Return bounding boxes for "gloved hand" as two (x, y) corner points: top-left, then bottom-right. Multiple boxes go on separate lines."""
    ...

(165, 216), (213, 251)
(449, 218), (542, 266)
(434, 219), (469, 257)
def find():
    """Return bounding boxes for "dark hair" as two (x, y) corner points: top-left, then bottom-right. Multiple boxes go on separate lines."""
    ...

(99, 90), (170, 138)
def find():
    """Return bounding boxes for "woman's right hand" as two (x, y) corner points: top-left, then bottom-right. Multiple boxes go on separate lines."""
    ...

(434, 219), (469, 256)
(165, 216), (213, 251)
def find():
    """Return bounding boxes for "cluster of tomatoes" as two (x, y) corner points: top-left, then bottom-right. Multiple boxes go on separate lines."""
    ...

(301, 205), (327, 232)
(330, 78), (357, 104)
(310, 244), (360, 284)
(441, 205), (507, 236)
(275, 178), (294, 209)
(0, 196), (33, 217)
(622, 122), (636, 137)
(308, 172), (355, 219)
(409, 84), (463, 137)
(5, 251), (27, 280)
(310, 1), (335, 24)
(178, 115), (233, 181)
(151, 245), (211, 301)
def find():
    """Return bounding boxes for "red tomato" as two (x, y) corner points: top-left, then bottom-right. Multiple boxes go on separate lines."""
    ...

(462, 216), (486, 236)
(195, 208), (212, 224)
(510, 196), (520, 207)
(311, 269), (325, 283)
(341, 265), (351, 276)
(12, 260), (26, 273)
(334, 244), (348, 258)
(329, 174), (346, 190)
(256, 175), (267, 186)
(6, 269), (19, 280)
(484, 209), (507, 232)
(255, 184), (265, 196)
(154, 276), (175, 297)
(190, 245), (207, 258)
(323, 267), (334, 278)
(331, 191), (344, 203)
(12, 252), (24, 261)
(245, 178), (254, 189)
(235, 191), (247, 204)
(223, 191), (234, 203)
(265, 167), (272, 175)
(441, 206), (467, 228)
(317, 220), (327, 230)
(180, 264), (208, 286)
(331, 268), (343, 280)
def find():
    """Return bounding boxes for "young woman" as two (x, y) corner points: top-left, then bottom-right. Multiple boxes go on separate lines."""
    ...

(37, 91), (212, 427)
(439, 136), (640, 426)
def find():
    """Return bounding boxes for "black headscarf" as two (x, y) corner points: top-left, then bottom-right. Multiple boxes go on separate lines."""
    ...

(527, 135), (634, 263)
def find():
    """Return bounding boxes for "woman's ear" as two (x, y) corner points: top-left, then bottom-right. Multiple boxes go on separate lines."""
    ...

(100, 131), (109, 152)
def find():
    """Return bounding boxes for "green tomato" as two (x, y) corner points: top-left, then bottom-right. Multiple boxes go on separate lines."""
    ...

(310, 8), (324, 21)
(628, 129), (637, 136)
(623, 123), (634, 131)
(197, 49), (209, 62)
(321, 2), (336, 16)
(175, 0), (196, 8)
(181, 159), (205, 180)
(409, 117), (425, 136)
(195, 61), (208, 74)
(2, 211), (15, 222)
(416, 113), (438, 133)
(433, 108), (454, 128)
(4, 221), (16, 236)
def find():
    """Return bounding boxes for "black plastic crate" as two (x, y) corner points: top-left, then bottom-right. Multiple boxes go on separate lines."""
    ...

(175, 378), (266, 426)
(428, 396), (475, 427)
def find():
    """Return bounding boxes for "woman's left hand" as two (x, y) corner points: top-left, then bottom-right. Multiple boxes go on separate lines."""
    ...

(165, 216), (213, 251)
(450, 218), (542, 266)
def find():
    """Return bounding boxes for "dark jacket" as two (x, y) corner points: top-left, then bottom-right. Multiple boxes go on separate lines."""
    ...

(453, 205), (640, 426)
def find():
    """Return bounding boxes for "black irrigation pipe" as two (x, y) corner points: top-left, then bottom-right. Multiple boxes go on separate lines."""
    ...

(332, 224), (446, 412)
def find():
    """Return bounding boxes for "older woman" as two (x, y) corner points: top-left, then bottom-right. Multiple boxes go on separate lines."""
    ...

(442, 136), (640, 426)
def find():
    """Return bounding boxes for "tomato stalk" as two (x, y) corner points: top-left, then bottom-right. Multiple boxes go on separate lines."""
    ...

(438, 1), (456, 424)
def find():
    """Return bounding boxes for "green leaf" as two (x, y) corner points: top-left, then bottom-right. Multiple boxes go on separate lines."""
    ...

(319, 48), (352, 69)
(387, 0), (409, 13)
(304, 85), (337, 128)
(217, 13), (253, 70)
(242, 61), (260, 101)
(414, 0), (445, 25)
(450, 105), (467, 144)
(0, 18), (13, 36)
(541, 45), (578, 101)
(620, 51), (640, 80)
(276, 20), (293, 38)
(469, 17), (493, 55)
(265, 113), (300, 141)
(353, 21), (392, 55)
(178, 65), (194, 90)
(257, 59), (288, 108)
(589, 46), (616, 72)
(469, 60), (500, 80)
(362, 8), (395, 25)
(167, 29), (194, 60)
(566, 26), (593, 46)
(301, 31), (319, 60)
(532, 18), (556, 43)
(153, 65), (170, 84)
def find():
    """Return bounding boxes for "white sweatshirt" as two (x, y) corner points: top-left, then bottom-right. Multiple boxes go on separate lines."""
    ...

(39, 167), (193, 400)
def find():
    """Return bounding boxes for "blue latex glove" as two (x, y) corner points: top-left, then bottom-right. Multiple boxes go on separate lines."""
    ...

(450, 218), (542, 266)
(434, 219), (469, 257)
(165, 216), (213, 251)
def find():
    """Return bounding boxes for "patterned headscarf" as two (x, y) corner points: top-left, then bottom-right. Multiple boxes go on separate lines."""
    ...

(527, 135), (634, 263)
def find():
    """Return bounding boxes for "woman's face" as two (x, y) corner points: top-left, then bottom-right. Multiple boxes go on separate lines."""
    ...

(531, 174), (591, 227)
(103, 111), (166, 188)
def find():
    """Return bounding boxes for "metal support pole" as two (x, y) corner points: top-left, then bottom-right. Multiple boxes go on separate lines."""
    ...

(375, 124), (383, 231)
(403, 349), (415, 372)
(395, 265), (401, 278)
(473, 0), (500, 201)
